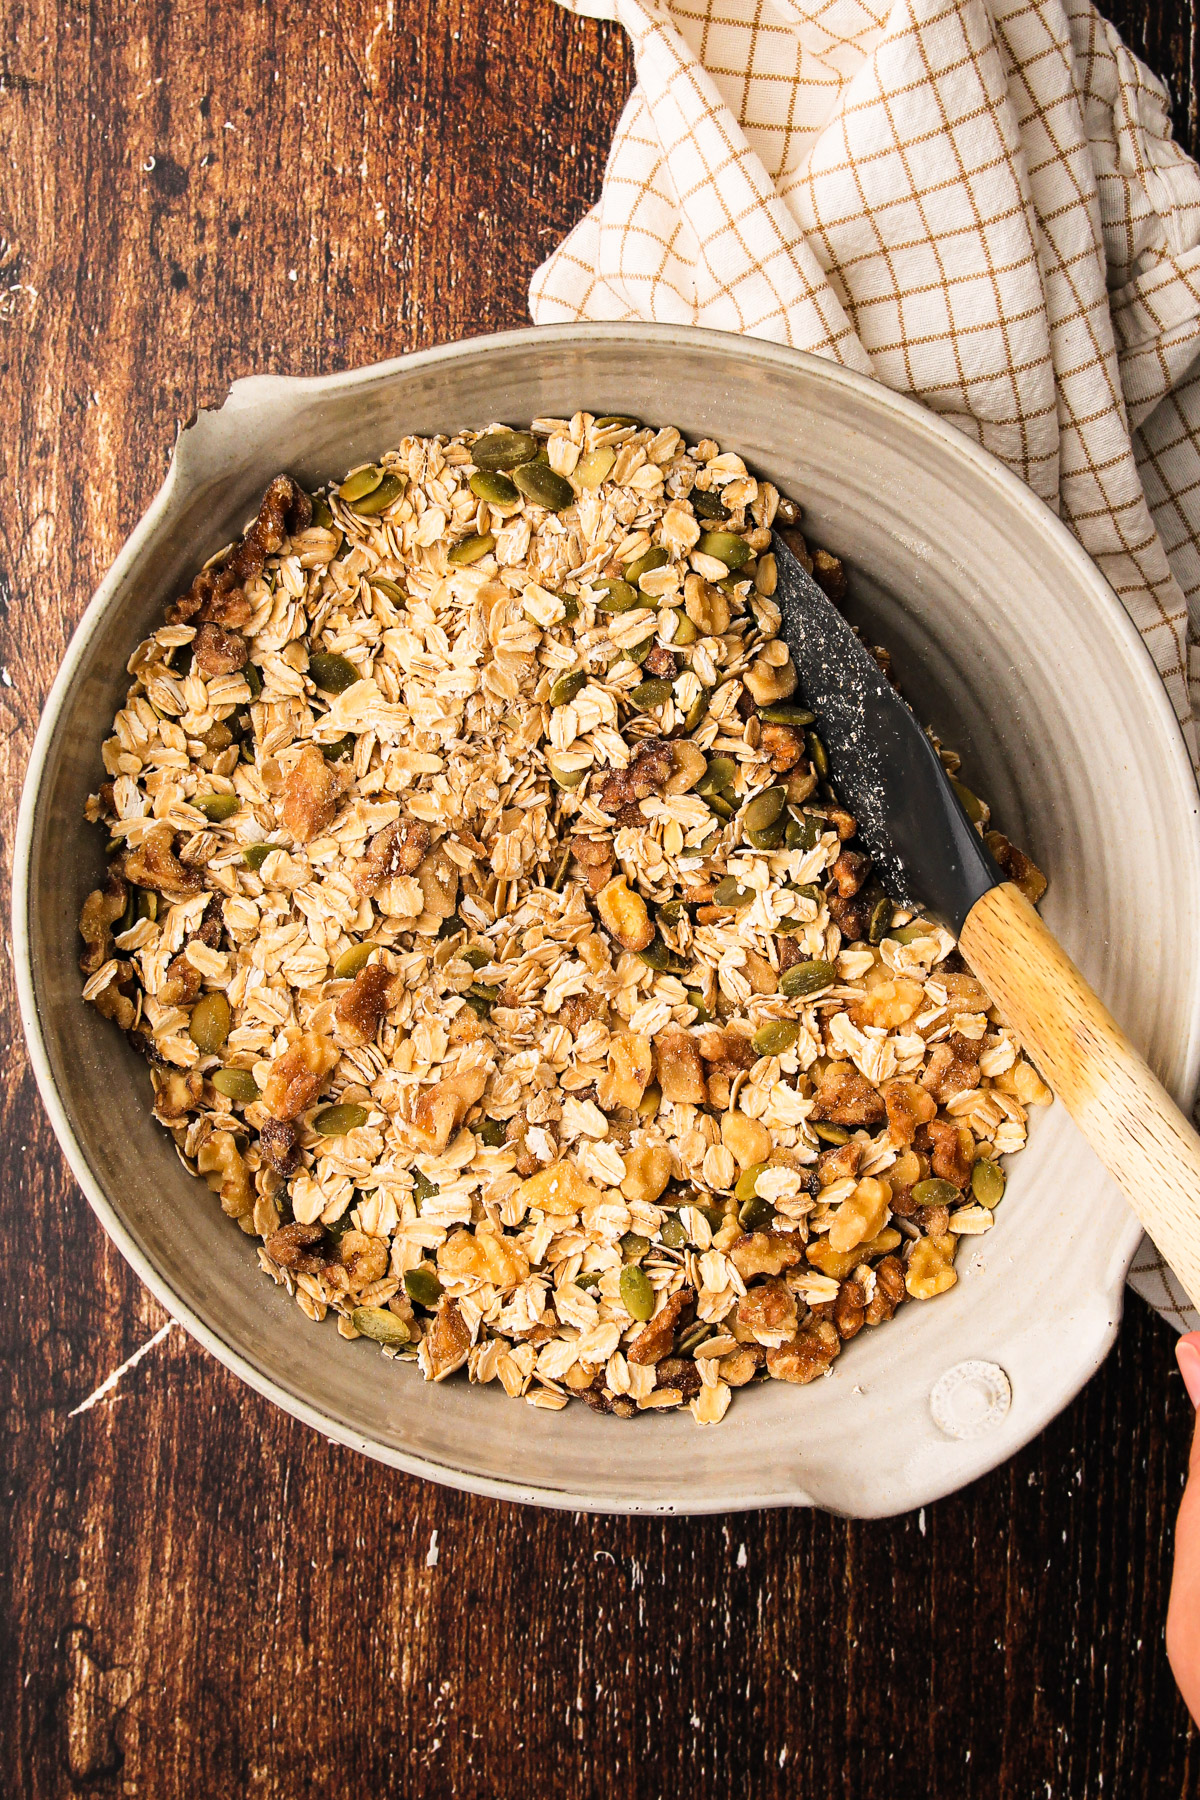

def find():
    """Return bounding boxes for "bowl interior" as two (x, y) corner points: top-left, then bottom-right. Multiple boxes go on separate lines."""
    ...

(17, 326), (1200, 1515)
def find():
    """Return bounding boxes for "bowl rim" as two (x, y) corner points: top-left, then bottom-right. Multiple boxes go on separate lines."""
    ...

(14, 321), (1200, 1513)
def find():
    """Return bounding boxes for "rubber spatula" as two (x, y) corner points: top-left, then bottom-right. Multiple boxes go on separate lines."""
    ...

(771, 529), (1200, 1308)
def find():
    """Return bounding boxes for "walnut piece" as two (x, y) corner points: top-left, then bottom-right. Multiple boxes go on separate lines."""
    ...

(627, 1287), (695, 1365)
(153, 1068), (203, 1121)
(597, 739), (674, 813)
(620, 1144), (673, 1203)
(809, 1061), (886, 1125)
(736, 1276), (798, 1347)
(654, 1027), (706, 1104)
(424, 1297), (472, 1381)
(353, 820), (431, 897)
(883, 1079), (937, 1146)
(196, 1130), (255, 1222)
(759, 724), (805, 772)
(985, 830), (1047, 903)
(281, 745), (349, 845)
(595, 874), (654, 952)
(79, 871), (129, 975)
(865, 1255), (906, 1326)
(721, 1111), (771, 1172)
(120, 823), (204, 900)
(192, 621), (248, 678)
(168, 473), (311, 627)
(924, 1117), (974, 1187)
(335, 962), (399, 1048)
(410, 1065), (489, 1152)
(513, 1159), (604, 1217)
(259, 1118), (301, 1175)
(438, 1226), (530, 1290)
(766, 1320), (841, 1384)
(597, 1031), (654, 1112)
(337, 1230), (389, 1288)
(922, 1032), (980, 1104)
(729, 1230), (803, 1281)
(827, 1176), (892, 1253)
(261, 1030), (340, 1121)
(905, 1231), (958, 1299)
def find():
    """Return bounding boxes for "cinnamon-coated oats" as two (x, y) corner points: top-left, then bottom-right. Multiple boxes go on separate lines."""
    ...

(78, 415), (1051, 1423)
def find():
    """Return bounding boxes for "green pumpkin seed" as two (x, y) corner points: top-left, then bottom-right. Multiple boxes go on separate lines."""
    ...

(548, 757), (586, 791)
(189, 992), (231, 1055)
(743, 787), (786, 834)
(461, 946), (490, 970)
(447, 533), (495, 566)
(758, 704), (815, 726)
(621, 1232), (651, 1262)
(322, 733), (355, 762)
(626, 546), (670, 587)
(314, 1103), (370, 1136)
(352, 473), (404, 516)
(712, 875), (752, 908)
(911, 1178), (959, 1208)
(625, 635), (657, 668)
(243, 843), (273, 871)
(696, 756), (737, 799)
(593, 577), (639, 613)
(951, 777), (987, 824)
(243, 661), (264, 698)
(560, 593), (580, 623)
(699, 1204), (726, 1233)
(193, 792), (240, 822)
(659, 1216), (687, 1250)
(136, 889), (158, 923)
(684, 989), (712, 1023)
(339, 465), (384, 502)
(780, 959), (835, 998)
(681, 688), (710, 734)
(807, 732), (829, 778)
(368, 575), (406, 603)
(746, 822), (785, 851)
(619, 1264), (655, 1322)
(512, 462), (574, 512)
(738, 1193), (775, 1233)
(671, 611), (699, 646)
(636, 936), (689, 974)
(404, 1264), (444, 1308)
(752, 1019), (800, 1056)
(706, 794), (734, 822)
(333, 941), (374, 979)
(734, 1162), (769, 1203)
(549, 669), (587, 707)
(309, 652), (360, 694)
(638, 1082), (661, 1119)
(469, 469), (519, 505)
(310, 495), (335, 528)
(575, 1270), (602, 1291)
(868, 895), (893, 944)
(594, 414), (640, 430)
(473, 430), (539, 471)
(412, 1169), (439, 1206)
(696, 530), (752, 570)
(677, 1322), (714, 1356)
(888, 920), (936, 945)
(476, 1118), (507, 1147)
(629, 678), (673, 711)
(211, 1067), (260, 1103)
(352, 1306), (411, 1347)
(971, 1158), (1006, 1207)
(574, 446), (616, 491)
(691, 490), (730, 521)
(812, 1121), (850, 1145)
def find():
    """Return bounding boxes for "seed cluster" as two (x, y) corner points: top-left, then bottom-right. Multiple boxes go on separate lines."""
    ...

(78, 414), (1051, 1424)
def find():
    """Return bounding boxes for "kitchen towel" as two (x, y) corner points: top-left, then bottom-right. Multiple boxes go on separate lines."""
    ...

(530, 0), (1200, 1332)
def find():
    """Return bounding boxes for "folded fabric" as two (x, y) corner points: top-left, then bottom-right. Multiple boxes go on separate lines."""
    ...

(531, 0), (1200, 1331)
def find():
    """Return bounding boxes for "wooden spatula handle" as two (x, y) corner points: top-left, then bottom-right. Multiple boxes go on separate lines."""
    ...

(959, 881), (1200, 1310)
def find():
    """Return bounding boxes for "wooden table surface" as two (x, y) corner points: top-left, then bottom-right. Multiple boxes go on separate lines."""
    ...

(4, 0), (1200, 1793)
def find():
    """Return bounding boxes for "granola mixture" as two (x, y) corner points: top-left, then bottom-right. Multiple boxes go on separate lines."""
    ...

(78, 416), (1052, 1425)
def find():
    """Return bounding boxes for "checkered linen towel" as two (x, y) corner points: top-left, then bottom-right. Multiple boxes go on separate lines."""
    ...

(530, 0), (1200, 1333)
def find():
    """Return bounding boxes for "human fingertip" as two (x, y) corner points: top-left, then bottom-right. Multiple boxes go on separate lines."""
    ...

(1177, 1334), (1200, 1409)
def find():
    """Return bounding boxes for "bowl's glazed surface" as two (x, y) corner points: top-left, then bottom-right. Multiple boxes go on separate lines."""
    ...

(15, 324), (1200, 1515)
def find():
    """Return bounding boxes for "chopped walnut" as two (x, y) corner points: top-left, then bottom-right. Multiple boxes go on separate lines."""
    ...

(282, 745), (349, 845)
(415, 847), (459, 920)
(261, 1031), (340, 1122)
(168, 474), (311, 626)
(196, 1130), (255, 1222)
(985, 830), (1047, 903)
(828, 888), (873, 942)
(79, 871), (129, 975)
(759, 724), (805, 772)
(655, 1356), (702, 1401)
(620, 1144), (673, 1203)
(558, 992), (609, 1036)
(812, 548), (847, 602)
(353, 819), (431, 897)
(922, 1031), (980, 1104)
(865, 1255), (906, 1326)
(721, 1111), (771, 1172)
(905, 1231), (958, 1299)
(597, 1031), (654, 1112)
(643, 642), (677, 679)
(654, 1027), (706, 1104)
(410, 1065), (488, 1152)
(729, 1230), (804, 1281)
(192, 622), (248, 678)
(718, 1346), (763, 1387)
(817, 1139), (863, 1186)
(595, 874), (654, 951)
(335, 962), (399, 1047)
(88, 965), (137, 1031)
(851, 975), (923, 1031)
(259, 1118), (301, 1175)
(924, 1117), (974, 1187)
(506, 1114), (558, 1178)
(119, 823), (204, 900)
(153, 1068), (203, 1121)
(264, 1220), (328, 1273)
(809, 1061), (886, 1125)
(597, 739), (674, 813)
(832, 1277), (866, 1340)
(766, 1320), (841, 1384)
(883, 1078), (937, 1146)
(827, 1176), (891, 1253)
(159, 951), (202, 1008)
(338, 1230), (389, 1289)
(830, 849), (871, 898)
(736, 1277), (798, 1347)
(627, 1287), (695, 1365)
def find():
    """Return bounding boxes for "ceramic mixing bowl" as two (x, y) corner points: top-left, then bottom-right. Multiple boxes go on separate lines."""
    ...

(15, 324), (1200, 1515)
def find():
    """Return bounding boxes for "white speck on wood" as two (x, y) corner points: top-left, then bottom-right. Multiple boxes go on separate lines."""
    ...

(426, 1529), (439, 1568)
(67, 1322), (176, 1417)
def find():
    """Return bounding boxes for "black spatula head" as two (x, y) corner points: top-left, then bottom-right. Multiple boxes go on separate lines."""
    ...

(770, 532), (1001, 935)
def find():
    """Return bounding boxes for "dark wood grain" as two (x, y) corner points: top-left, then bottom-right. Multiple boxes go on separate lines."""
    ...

(3, 0), (1200, 1793)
